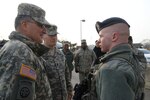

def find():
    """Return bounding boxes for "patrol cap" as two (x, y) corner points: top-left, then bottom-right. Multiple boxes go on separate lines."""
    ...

(17, 3), (51, 27)
(95, 17), (130, 33)
(81, 39), (86, 43)
(63, 41), (70, 46)
(47, 25), (59, 36)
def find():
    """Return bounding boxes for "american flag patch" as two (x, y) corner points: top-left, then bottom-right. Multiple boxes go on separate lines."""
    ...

(19, 64), (37, 80)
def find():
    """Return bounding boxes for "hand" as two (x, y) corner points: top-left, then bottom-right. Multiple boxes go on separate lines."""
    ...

(90, 67), (94, 73)
(67, 91), (73, 100)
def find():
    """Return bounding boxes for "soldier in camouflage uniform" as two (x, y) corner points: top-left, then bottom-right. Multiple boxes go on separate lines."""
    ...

(74, 39), (96, 82)
(41, 25), (73, 100)
(62, 41), (74, 80)
(0, 3), (53, 100)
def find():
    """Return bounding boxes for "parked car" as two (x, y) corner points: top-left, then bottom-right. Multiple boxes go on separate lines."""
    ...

(56, 41), (62, 49)
(138, 48), (150, 67)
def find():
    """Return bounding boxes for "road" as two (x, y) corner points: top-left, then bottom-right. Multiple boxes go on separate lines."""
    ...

(71, 70), (150, 100)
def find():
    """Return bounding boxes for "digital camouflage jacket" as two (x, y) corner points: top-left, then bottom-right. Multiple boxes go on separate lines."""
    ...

(41, 47), (73, 100)
(0, 31), (52, 100)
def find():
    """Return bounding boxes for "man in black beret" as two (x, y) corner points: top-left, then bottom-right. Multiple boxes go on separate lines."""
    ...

(85, 17), (145, 100)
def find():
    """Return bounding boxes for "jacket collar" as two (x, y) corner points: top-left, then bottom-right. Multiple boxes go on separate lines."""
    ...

(9, 31), (49, 57)
(100, 44), (132, 62)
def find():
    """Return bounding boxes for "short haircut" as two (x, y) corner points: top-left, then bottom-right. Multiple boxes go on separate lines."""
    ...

(14, 15), (32, 30)
(128, 36), (133, 42)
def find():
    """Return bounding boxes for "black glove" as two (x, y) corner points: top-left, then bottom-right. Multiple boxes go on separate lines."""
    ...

(75, 68), (79, 73)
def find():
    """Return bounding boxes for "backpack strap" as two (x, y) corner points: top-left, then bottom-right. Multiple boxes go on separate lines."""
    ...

(109, 55), (145, 100)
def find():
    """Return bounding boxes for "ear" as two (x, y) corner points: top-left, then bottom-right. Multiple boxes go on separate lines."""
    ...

(112, 32), (119, 42)
(20, 20), (28, 29)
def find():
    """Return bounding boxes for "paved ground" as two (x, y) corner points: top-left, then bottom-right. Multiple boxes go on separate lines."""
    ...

(71, 70), (150, 100)
(71, 70), (79, 87)
(145, 88), (150, 100)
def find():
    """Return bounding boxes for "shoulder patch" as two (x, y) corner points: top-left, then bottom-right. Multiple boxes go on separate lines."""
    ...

(19, 64), (37, 80)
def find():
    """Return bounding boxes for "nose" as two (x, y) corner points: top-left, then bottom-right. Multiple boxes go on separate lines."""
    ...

(97, 39), (100, 43)
(41, 25), (47, 34)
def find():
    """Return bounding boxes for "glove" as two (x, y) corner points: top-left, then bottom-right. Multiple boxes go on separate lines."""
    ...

(75, 67), (79, 73)
(90, 67), (94, 73)
(88, 72), (94, 79)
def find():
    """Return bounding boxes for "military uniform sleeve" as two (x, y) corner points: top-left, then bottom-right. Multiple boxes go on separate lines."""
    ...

(0, 45), (52, 100)
(96, 69), (135, 100)
(0, 55), (36, 100)
(74, 51), (79, 71)
(92, 50), (97, 62)
(65, 62), (73, 93)
(91, 50), (97, 67)
(71, 52), (74, 62)
(70, 52), (75, 71)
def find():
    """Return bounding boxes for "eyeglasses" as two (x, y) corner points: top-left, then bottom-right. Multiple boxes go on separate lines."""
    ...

(81, 42), (86, 44)
(27, 20), (46, 29)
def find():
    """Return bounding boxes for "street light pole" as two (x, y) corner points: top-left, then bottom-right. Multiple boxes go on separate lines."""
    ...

(80, 19), (85, 41)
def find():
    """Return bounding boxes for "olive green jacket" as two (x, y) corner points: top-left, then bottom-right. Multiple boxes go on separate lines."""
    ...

(95, 44), (138, 100)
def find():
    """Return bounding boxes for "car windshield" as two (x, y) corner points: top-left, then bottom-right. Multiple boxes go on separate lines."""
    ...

(138, 49), (150, 54)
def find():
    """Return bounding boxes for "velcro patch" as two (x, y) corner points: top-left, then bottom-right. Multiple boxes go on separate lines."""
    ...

(19, 64), (37, 80)
(20, 87), (30, 98)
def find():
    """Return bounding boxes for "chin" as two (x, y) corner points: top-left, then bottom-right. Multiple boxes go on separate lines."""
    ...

(38, 40), (42, 44)
(34, 40), (41, 43)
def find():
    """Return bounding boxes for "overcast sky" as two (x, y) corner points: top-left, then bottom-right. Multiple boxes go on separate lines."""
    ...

(0, 0), (150, 45)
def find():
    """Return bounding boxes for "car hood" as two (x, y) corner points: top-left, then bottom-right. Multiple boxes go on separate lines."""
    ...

(145, 54), (150, 63)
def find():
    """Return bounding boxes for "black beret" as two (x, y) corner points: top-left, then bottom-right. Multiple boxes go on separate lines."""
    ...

(95, 17), (130, 33)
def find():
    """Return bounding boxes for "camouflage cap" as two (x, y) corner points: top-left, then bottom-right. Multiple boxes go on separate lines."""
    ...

(63, 41), (70, 46)
(47, 25), (59, 36)
(17, 3), (51, 27)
